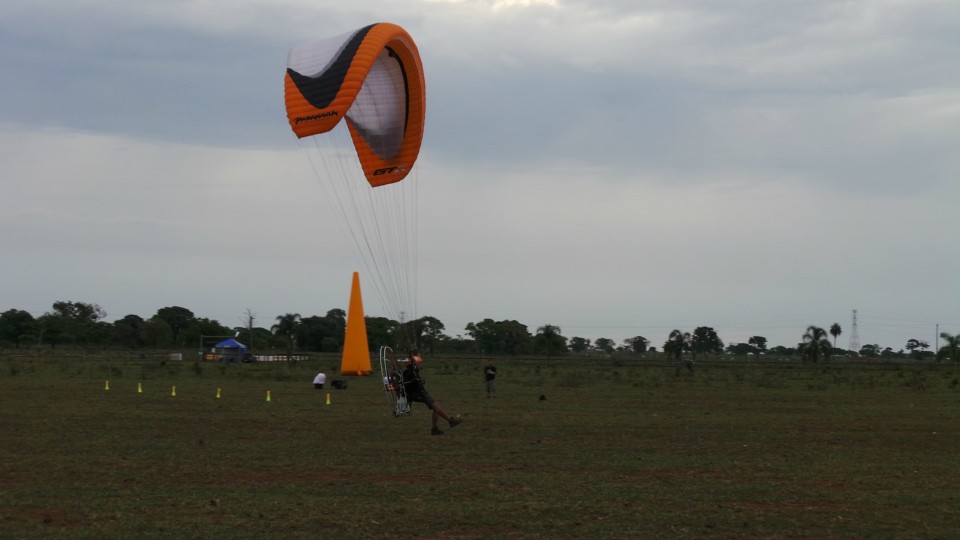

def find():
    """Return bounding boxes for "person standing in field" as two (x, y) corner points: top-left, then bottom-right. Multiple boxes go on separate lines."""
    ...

(484, 359), (497, 398)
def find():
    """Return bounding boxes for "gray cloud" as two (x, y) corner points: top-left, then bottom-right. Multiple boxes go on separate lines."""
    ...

(1, 0), (957, 348)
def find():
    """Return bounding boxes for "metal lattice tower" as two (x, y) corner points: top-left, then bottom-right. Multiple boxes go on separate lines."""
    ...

(848, 309), (860, 352)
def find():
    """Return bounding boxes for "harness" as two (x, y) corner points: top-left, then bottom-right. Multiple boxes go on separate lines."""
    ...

(401, 364), (426, 400)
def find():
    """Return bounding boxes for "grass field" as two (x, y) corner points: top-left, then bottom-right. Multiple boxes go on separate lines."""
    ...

(1, 354), (958, 539)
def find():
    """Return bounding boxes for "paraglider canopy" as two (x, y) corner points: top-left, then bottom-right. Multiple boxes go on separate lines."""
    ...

(284, 22), (425, 336)
(284, 22), (426, 187)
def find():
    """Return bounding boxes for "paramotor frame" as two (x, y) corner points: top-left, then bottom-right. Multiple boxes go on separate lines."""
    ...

(379, 345), (411, 417)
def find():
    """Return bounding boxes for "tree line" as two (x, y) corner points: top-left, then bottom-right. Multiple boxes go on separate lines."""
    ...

(1, 301), (957, 363)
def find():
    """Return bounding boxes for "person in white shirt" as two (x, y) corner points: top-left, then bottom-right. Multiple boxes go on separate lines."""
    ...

(313, 372), (326, 390)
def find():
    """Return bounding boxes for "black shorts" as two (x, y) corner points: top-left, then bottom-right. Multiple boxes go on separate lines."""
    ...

(406, 383), (436, 409)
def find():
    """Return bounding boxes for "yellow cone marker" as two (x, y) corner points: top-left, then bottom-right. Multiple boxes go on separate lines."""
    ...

(137, 382), (143, 394)
(216, 387), (221, 399)
(266, 390), (271, 402)
(105, 380), (110, 391)
(171, 385), (177, 397)
(326, 393), (331, 405)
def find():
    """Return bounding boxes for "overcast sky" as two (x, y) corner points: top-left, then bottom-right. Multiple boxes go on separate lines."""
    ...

(2, 0), (958, 350)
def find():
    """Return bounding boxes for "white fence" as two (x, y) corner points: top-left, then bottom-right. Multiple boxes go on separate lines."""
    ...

(252, 354), (311, 362)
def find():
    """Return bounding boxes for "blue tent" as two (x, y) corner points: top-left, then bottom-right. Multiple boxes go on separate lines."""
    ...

(214, 338), (247, 362)
(214, 338), (247, 353)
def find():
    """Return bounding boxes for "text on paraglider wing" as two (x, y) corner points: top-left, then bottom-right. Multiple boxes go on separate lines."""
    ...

(294, 111), (339, 124)
(373, 166), (401, 176)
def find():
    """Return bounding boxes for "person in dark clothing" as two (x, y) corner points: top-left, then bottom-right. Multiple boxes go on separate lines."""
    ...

(401, 359), (461, 435)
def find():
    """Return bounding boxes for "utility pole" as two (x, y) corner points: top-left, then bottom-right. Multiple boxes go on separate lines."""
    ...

(849, 309), (860, 353)
(244, 309), (256, 352)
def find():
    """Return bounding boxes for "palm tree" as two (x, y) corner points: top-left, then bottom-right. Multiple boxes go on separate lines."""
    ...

(800, 325), (832, 363)
(664, 329), (690, 362)
(271, 313), (301, 361)
(534, 324), (567, 358)
(937, 332), (960, 364)
(829, 323), (842, 348)
(664, 329), (693, 374)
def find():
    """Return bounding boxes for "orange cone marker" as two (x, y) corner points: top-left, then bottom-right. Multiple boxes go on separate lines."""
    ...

(340, 272), (372, 375)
